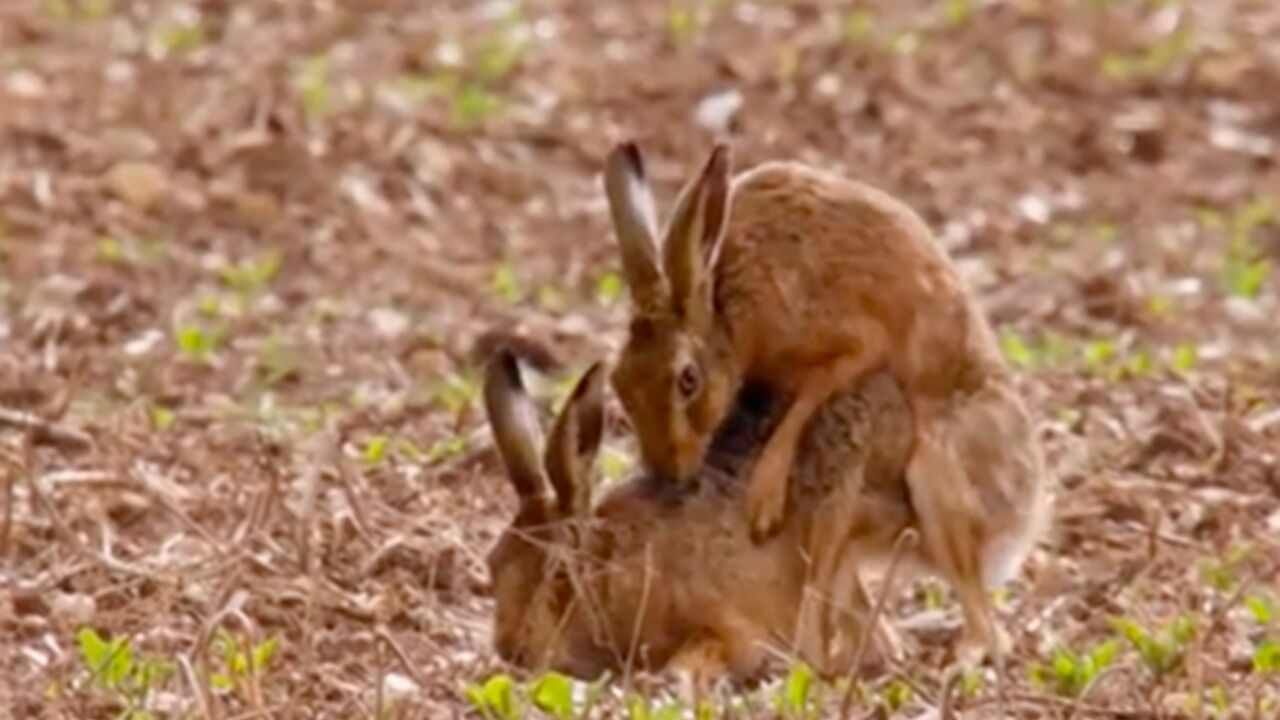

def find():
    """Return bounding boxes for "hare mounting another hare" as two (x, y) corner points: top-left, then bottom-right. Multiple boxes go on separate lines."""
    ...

(602, 140), (1049, 662)
(482, 347), (924, 684)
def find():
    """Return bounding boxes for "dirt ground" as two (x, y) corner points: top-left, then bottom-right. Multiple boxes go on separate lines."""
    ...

(2, 0), (1279, 718)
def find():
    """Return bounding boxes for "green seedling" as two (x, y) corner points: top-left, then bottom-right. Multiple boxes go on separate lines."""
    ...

(452, 83), (505, 126)
(1169, 343), (1198, 374)
(297, 54), (332, 120)
(210, 631), (279, 697)
(667, 7), (701, 45)
(1199, 544), (1249, 593)
(425, 435), (469, 464)
(156, 18), (205, 54)
(490, 259), (524, 305)
(1221, 199), (1274, 298)
(920, 581), (946, 610)
(598, 446), (633, 483)
(46, 0), (112, 21)
(147, 405), (176, 431)
(1254, 639), (1280, 674)
(529, 671), (573, 719)
(942, 0), (971, 25)
(174, 321), (224, 363)
(76, 627), (175, 719)
(96, 236), (168, 266)
(879, 679), (913, 712)
(843, 8), (875, 40)
(773, 663), (818, 719)
(1081, 338), (1116, 372)
(429, 370), (481, 418)
(1112, 615), (1195, 678)
(595, 271), (625, 306)
(464, 673), (520, 720)
(362, 435), (390, 466)
(218, 250), (281, 300)
(1246, 592), (1275, 626)
(1029, 639), (1119, 697)
(255, 330), (297, 386)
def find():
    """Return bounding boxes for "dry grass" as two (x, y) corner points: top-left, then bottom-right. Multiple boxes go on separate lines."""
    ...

(1, 0), (1278, 717)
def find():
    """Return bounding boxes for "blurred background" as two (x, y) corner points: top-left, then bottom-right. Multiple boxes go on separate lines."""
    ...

(1, 0), (1278, 717)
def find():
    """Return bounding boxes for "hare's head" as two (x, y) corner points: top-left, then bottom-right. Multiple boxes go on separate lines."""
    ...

(603, 142), (741, 482)
(482, 350), (606, 672)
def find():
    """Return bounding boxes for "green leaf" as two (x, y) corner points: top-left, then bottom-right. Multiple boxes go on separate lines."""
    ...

(1253, 639), (1280, 674)
(251, 636), (279, 672)
(425, 435), (468, 464)
(1092, 639), (1120, 669)
(78, 627), (110, 669)
(482, 674), (518, 720)
(959, 669), (983, 697)
(880, 679), (912, 711)
(174, 322), (224, 362)
(1081, 339), (1115, 370)
(491, 260), (524, 304)
(942, 0), (971, 25)
(362, 435), (390, 466)
(209, 671), (234, 691)
(1170, 343), (1198, 374)
(530, 671), (574, 719)
(598, 446), (632, 482)
(1000, 331), (1036, 368)
(1246, 594), (1275, 626)
(452, 84), (504, 127)
(429, 370), (480, 417)
(781, 663), (815, 717)
(595, 271), (625, 306)
(108, 639), (133, 687)
(843, 8), (874, 40)
(298, 54), (332, 120)
(147, 405), (175, 431)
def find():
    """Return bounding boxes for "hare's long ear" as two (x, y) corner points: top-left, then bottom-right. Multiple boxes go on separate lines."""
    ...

(483, 350), (549, 503)
(544, 361), (607, 516)
(604, 142), (667, 315)
(662, 142), (732, 331)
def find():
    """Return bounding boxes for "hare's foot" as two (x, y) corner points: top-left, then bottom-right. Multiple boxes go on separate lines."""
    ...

(953, 597), (1010, 669)
(670, 637), (727, 706)
(745, 445), (791, 540)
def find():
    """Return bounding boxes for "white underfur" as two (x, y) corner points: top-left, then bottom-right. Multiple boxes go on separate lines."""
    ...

(850, 483), (1052, 593)
(981, 480), (1052, 589)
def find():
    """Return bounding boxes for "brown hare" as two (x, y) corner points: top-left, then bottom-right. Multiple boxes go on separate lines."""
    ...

(602, 141), (1049, 661)
(482, 348), (919, 684)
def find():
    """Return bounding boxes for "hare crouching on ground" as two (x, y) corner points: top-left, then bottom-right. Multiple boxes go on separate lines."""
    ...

(602, 141), (1050, 661)
(481, 349), (917, 684)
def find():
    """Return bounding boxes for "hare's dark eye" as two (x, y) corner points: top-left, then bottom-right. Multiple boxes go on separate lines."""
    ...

(676, 363), (702, 399)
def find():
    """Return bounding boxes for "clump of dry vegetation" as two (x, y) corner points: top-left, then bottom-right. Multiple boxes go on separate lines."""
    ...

(1, 0), (1277, 717)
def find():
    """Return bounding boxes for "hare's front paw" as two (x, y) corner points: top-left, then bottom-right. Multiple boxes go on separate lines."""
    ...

(744, 451), (789, 541)
(954, 623), (1010, 669)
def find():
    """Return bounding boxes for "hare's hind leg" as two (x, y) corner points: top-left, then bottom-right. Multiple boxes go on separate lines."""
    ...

(745, 354), (876, 540)
(903, 428), (1004, 666)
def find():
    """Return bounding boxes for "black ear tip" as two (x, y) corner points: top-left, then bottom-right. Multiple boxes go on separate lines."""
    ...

(488, 348), (525, 393)
(569, 360), (607, 403)
(611, 140), (645, 178)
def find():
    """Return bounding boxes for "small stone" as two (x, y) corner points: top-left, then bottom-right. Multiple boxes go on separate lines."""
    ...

(5, 69), (47, 99)
(694, 88), (743, 134)
(104, 161), (169, 210)
(49, 592), (96, 627)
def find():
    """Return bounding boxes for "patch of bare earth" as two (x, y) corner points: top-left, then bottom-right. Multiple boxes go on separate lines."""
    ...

(1, 0), (1278, 717)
